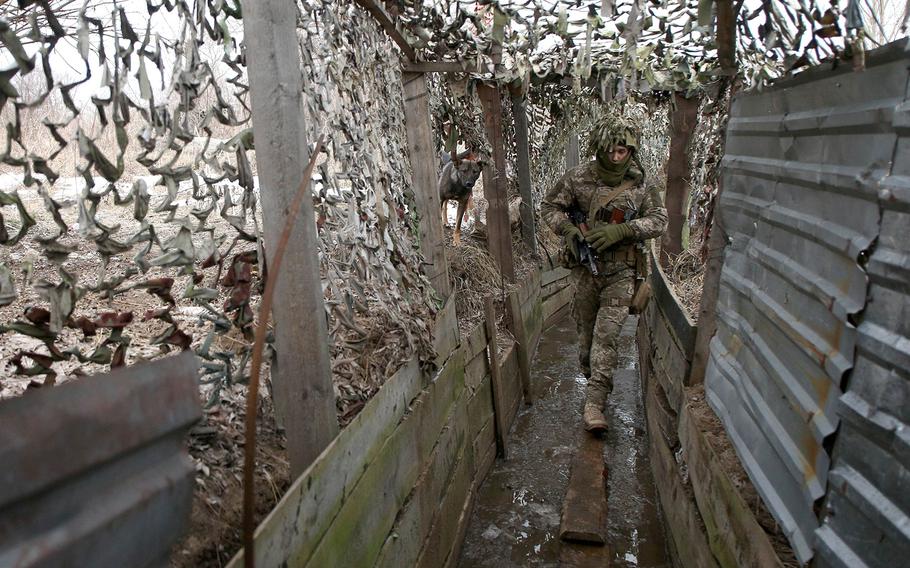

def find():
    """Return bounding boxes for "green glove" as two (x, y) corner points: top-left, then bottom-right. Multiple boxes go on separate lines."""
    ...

(585, 223), (634, 253)
(560, 223), (583, 262)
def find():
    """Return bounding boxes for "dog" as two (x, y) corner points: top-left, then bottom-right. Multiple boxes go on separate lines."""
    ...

(438, 149), (482, 245)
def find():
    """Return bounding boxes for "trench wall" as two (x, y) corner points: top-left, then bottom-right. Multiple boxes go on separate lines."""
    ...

(229, 266), (573, 567)
(638, 254), (789, 568)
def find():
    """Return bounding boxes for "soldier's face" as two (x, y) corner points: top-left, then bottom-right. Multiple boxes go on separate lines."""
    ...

(606, 144), (630, 163)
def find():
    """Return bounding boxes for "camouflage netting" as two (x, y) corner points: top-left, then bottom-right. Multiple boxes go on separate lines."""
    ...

(0, 0), (436, 418)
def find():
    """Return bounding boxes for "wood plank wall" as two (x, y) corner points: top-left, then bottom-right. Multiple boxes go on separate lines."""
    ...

(229, 268), (575, 567)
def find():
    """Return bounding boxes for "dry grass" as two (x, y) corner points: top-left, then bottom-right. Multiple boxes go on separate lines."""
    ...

(661, 232), (706, 322)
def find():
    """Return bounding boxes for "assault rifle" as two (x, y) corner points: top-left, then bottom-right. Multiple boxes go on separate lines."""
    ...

(566, 208), (598, 276)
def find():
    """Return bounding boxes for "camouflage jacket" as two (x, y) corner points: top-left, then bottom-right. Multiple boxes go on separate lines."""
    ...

(541, 161), (668, 273)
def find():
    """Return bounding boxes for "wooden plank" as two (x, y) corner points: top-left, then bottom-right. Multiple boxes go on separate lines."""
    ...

(484, 296), (508, 458)
(645, 382), (719, 568)
(228, 358), (423, 568)
(415, 446), (474, 568)
(472, 417), (496, 480)
(402, 60), (490, 74)
(463, 321), (489, 361)
(243, 0), (337, 476)
(651, 309), (688, 412)
(402, 71), (450, 296)
(499, 345), (521, 430)
(560, 434), (607, 544)
(510, 90), (538, 254)
(559, 542), (612, 567)
(351, 0), (416, 61)
(650, 249), (697, 358)
(464, 349), (490, 390)
(304, 352), (465, 567)
(647, 375), (680, 449)
(434, 294), (460, 367)
(542, 267), (572, 287)
(508, 289), (533, 404)
(680, 400), (784, 568)
(543, 285), (574, 325)
(518, 268), (541, 307)
(375, 389), (470, 568)
(478, 84), (516, 281)
(467, 375), (494, 436)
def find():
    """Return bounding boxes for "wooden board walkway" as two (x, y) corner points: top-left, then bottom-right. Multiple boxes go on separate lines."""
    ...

(559, 433), (608, 544)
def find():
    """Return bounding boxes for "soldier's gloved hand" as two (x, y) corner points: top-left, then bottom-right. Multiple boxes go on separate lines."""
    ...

(585, 223), (634, 253)
(559, 223), (583, 262)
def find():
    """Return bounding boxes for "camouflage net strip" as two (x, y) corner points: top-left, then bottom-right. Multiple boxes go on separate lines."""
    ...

(0, 1), (436, 419)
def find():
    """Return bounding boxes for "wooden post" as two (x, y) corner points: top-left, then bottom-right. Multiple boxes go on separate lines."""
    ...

(478, 84), (516, 282)
(565, 131), (580, 170)
(484, 296), (508, 458)
(242, 0), (338, 477)
(716, 0), (738, 77)
(402, 72), (451, 297)
(661, 92), (700, 267)
(507, 289), (533, 405)
(510, 89), (538, 255)
(688, 206), (728, 385)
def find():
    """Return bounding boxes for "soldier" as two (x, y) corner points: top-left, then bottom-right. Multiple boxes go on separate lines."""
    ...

(541, 116), (668, 433)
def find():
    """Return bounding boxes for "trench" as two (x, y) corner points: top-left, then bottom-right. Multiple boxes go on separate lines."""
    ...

(457, 313), (670, 567)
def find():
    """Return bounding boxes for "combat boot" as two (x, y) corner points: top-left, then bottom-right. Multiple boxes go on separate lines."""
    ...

(583, 403), (607, 433)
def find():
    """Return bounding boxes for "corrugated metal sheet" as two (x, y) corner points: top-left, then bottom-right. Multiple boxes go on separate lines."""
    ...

(704, 40), (910, 564)
(815, 40), (910, 568)
(0, 353), (201, 567)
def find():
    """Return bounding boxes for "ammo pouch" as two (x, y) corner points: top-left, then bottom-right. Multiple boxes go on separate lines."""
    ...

(629, 243), (650, 314)
(630, 279), (651, 314)
(557, 236), (581, 269)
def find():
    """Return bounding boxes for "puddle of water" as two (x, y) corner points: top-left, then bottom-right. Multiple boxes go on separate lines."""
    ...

(458, 315), (669, 568)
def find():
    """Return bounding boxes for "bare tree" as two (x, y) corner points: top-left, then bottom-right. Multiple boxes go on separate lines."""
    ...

(861, 0), (909, 45)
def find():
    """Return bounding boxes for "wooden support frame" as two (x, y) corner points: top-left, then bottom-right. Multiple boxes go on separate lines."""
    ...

(402, 72), (451, 297)
(510, 89), (538, 255)
(484, 297), (509, 458)
(477, 84), (516, 282)
(242, 0), (338, 477)
(351, 0), (416, 61)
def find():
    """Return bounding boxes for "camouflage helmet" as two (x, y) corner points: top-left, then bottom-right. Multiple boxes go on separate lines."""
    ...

(587, 115), (640, 154)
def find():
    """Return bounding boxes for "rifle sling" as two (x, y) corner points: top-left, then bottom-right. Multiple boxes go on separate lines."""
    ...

(588, 178), (636, 217)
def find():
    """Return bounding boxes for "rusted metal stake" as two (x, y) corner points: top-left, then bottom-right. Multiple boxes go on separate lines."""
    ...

(243, 136), (326, 568)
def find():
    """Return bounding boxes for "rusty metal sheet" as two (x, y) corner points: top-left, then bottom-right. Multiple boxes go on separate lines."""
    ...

(705, 40), (910, 564)
(815, 39), (910, 568)
(0, 352), (201, 568)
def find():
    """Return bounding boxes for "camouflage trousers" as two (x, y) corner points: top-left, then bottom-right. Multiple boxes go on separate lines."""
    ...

(571, 266), (635, 409)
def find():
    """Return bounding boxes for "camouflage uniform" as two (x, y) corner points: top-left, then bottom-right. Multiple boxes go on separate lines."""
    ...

(541, 161), (667, 410)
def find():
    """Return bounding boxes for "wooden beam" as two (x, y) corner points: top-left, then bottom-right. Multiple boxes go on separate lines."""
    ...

(661, 92), (700, 267)
(510, 90), (538, 255)
(401, 72), (451, 297)
(477, 84), (516, 282)
(401, 61), (489, 74)
(242, 0), (338, 477)
(484, 296), (508, 459)
(560, 433), (607, 544)
(352, 0), (417, 62)
(716, 0), (737, 77)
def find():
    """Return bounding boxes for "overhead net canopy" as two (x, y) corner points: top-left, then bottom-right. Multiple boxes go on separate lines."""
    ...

(0, 0), (890, 396)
